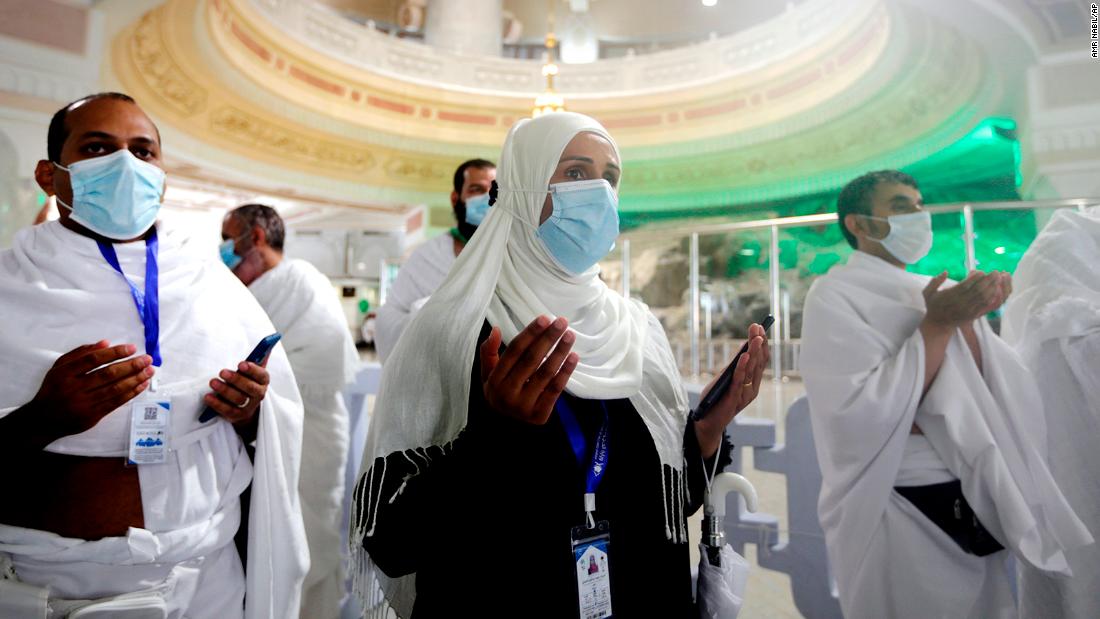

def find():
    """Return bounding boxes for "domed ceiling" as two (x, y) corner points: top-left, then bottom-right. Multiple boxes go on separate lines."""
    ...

(106, 0), (1012, 228)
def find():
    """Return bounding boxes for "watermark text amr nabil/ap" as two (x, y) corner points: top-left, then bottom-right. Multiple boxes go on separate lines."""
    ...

(1092, 3), (1099, 59)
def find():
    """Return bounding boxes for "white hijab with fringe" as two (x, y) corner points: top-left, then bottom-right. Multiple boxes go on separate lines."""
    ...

(350, 112), (690, 617)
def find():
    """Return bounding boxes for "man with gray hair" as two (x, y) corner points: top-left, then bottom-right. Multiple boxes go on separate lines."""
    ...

(222, 204), (359, 619)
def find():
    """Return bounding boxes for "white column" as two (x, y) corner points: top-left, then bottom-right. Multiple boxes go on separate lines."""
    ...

(1021, 55), (1100, 199)
(424, 0), (502, 57)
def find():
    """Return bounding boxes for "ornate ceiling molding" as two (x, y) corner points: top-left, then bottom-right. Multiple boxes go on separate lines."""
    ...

(246, 0), (872, 97)
(110, 0), (997, 212)
(126, 10), (207, 118)
(113, 0), (458, 200)
(619, 7), (995, 211)
(206, 0), (889, 148)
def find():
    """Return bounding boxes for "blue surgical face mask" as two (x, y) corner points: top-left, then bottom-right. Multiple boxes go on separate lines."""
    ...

(54, 149), (166, 240)
(537, 179), (619, 274)
(464, 192), (491, 226)
(219, 237), (243, 270)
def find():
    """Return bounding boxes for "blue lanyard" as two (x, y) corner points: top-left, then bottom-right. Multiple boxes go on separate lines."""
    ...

(555, 397), (610, 528)
(96, 229), (162, 368)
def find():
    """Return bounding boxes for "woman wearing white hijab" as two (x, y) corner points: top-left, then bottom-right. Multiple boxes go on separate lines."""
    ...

(351, 112), (768, 617)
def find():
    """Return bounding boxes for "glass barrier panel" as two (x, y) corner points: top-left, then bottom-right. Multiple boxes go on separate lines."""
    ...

(614, 232), (694, 373)
(690, 227), (775, 380)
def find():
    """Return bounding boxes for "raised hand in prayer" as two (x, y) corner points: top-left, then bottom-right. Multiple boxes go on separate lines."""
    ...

(27, 341), (154, 440)
(923, 270), (1013, 328)
(480, 315), (580, 425)
(694, 323), (770, 459)
(203, 360), (270, 439)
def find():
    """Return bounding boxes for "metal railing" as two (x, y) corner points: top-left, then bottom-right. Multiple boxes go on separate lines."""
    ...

(614, 198), (1099, 417)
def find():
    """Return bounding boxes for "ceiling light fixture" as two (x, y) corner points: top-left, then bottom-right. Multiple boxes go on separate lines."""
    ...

(533, 0), (566, 117)
(702, 0), (717, 6)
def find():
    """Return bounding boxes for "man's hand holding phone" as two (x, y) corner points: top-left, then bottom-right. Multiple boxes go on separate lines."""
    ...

(201, 333), (281, 437)
(202, 360), (269, 428)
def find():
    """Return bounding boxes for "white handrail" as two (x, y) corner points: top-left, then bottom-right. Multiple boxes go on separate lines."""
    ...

(622, 197), (1100, 241)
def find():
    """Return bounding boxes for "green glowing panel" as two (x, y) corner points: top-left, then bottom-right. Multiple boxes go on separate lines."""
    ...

(627, 118), (1045, 288)
(620, 117), (1021, 227)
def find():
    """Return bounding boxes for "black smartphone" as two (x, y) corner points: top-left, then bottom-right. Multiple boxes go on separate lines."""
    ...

(199, 332), (282, 423)
(691, 316), (774, 421)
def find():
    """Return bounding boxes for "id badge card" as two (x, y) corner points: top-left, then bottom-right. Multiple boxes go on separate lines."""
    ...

(128, 396), (171, 465)
(570, 520), (612, 619)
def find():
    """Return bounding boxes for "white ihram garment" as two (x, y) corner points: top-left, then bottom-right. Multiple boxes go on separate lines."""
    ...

(249, 258), (359, 619)
(1002, 207), (1100, 619)
(374, 234), (456, 363)
(800, 251), (1092, 619)
(0, 221), (309, 619)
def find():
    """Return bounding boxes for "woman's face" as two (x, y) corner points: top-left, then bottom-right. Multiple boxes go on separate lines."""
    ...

(541, 131), (621, 224)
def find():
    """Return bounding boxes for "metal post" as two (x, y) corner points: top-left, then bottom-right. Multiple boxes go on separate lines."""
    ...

(379, 258), (391, 305)
(769, 225), (783, 421)
(703, 292), (713, 374)
(690, 233), (700, 378)
(962, 204), (977, 272)
(782, 289), (791, 343)
(769, 225), (782, 377)
(621, 238), (631, 299)
(344, 233), (353, 277)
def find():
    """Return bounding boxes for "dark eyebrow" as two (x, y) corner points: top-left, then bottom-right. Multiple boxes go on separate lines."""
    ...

(75, 131), (118, 141)
(561, 156), (595, 165)
(76, 131), (157, 145)
(561, 156), (620, 172)
(889, 195), (915, 203)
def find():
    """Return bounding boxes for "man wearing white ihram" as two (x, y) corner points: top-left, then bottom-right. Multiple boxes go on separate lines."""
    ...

(800, 170), (1093, 618)
(0, 93), (309, 618)
(1002, 206), (1100, 619)
(222, 203), (360, 619)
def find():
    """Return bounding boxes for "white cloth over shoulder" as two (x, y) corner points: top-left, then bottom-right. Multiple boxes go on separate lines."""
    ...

(249, 258), (358, 619)
(350, 112), (689, 618)
(374, 234), (456, 363)
(1003, 206), (1100, 619)
(0, 221), (310, 619)
(251, 258), (358, 389)
(800, 250), (1092, 619)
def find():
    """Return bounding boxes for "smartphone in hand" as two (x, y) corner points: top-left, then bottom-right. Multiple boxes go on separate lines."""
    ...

(691, 316), (774, 421)
(199, 333), (282, 423)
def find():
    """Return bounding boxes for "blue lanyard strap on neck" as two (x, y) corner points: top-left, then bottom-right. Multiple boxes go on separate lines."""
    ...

(555, 397), (610, 499)
(96, 229), (161, 367)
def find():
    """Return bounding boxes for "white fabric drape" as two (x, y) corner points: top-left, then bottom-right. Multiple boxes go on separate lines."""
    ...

(0, 221), (310, 619)
(801, 250), (1092, 619)
(249, 258), (358, 619)
(350, 112), (689, 617)
(1002, 207), (1100, 619)
(374, 233), (456, 363)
